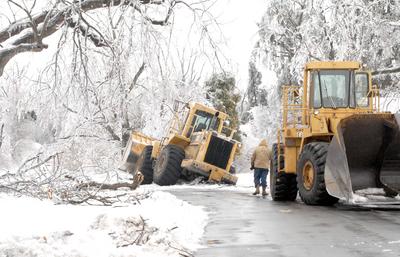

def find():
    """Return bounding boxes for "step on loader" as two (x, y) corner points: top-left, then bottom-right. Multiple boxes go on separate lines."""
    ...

(120, 101), (239, 186)
(270, 61), (400, 207)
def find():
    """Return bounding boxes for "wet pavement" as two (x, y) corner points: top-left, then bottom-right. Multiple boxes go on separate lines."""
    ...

(170, 189), (400, 257)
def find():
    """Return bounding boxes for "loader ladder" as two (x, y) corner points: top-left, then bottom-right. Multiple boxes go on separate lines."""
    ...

(277, 129), (285, 172)
(370, 85), (380, 113)
(281, 85), (305, 128)
(277, 85), (308, 172)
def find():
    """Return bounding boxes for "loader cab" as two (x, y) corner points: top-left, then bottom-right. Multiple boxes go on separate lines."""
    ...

(308, 65), (373, 111)
(188, 110), (221, 136)
(181, 103), (227, 138)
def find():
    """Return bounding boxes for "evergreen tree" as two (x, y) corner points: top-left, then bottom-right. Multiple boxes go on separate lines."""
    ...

(205, 73), (241, 141)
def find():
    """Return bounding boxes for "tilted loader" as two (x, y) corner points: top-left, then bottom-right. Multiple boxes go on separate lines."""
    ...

(270, 61), (400, 206)
(120, 101), (239, 186)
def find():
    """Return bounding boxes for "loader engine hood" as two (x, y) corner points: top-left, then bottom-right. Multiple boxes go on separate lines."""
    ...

(325, 113), (400, 203)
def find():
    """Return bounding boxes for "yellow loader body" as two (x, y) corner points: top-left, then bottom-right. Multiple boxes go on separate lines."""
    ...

(271, 61), (400, 206)
(121, 102), (239, 186)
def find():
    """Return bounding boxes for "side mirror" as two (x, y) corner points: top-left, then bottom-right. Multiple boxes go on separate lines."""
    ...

(224, 120), (230, 127)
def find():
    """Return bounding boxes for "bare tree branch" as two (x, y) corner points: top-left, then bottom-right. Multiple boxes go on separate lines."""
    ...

(372, 66), (400, 76)
(0, 43), (48, 75)
(0, 0), (175, 76)
(129, 62), (146, 93)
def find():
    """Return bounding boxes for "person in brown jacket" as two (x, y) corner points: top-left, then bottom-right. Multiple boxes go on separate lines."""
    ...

(251, 139), (271, 196)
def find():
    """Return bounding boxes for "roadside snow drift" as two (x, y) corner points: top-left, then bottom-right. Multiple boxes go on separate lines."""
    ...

(0, 191), (207, 257)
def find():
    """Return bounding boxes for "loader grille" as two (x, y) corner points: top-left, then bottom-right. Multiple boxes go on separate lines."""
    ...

(204, 135), (234, 169)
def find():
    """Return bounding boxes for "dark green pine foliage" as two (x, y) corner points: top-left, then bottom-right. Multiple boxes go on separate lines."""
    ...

(205, 73), (242, 142)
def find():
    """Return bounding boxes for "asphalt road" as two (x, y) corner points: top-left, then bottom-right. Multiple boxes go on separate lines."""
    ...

(170, 189), (400, 257)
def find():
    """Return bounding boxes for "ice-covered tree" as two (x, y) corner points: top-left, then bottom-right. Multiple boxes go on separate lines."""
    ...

(257, 0), (400, 86)
(241, 0), (400, 152)
(0, 0), (228, 201)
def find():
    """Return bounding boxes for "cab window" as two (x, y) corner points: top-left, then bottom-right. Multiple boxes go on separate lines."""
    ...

(355, 73), (369, 107)
(312, 71), (321, 108)
(186, 110), (220, 137)
(319, 70), (349, 108)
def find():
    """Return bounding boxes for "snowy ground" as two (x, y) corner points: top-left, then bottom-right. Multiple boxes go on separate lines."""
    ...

(0, 168), (256, 257)
(0, 189), (207, 257)
(139, 172), (257, 195)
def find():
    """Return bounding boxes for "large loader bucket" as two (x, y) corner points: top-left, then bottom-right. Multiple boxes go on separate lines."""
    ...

(119, 132), (155, 171)
(325, 113), (400, 203)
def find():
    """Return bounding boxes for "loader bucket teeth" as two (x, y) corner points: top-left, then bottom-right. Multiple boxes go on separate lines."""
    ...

(325, 114), (400, 203)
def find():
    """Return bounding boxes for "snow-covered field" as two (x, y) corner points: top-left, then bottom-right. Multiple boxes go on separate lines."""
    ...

(0, 189), (207, 257)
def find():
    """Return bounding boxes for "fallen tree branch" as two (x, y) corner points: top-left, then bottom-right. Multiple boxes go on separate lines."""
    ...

(78, 181), (139, 190)
(168, 243), (194, 257)
(66, 172), (144, 191)
(18, 152), (61, 174)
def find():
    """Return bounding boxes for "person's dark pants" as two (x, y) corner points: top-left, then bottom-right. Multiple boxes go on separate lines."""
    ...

(254, 168), (268, 188)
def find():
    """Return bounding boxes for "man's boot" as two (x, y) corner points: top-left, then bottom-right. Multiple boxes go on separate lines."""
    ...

(262, 186), (267, 196)
(252, 186), (260, 195)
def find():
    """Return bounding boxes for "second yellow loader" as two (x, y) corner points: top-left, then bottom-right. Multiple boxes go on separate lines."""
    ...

(270, 61), (400, 207)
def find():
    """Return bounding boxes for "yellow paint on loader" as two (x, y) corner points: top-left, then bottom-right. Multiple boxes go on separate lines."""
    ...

(270, 61), (400, 206)
(121, 101), (239, 186)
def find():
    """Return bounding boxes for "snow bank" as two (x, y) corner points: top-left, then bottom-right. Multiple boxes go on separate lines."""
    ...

(0, 191), (207, 257)
(140, 172), (264, 195)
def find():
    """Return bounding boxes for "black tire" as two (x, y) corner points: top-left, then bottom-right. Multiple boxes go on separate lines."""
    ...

(384, 186), (398, 198)
(297, 142), (339, 206)
(135, 145), (154, 185)
(286, 173), (298, 201)
(229, 165), (236, 174)
(153, 145), (185, 186)
(270, 143), (298, 201)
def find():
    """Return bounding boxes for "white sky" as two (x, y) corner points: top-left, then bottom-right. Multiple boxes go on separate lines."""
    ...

(214, 0), (267, 90)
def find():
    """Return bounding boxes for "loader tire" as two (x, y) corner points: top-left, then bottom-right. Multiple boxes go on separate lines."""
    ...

(270, 143), (298, 201)
(229, 166), (236, 174)
(297, 142), (339, 206)
(383, 187), (398, 198)
(135, 145), (154, 185)
(153, 145), (185, 186)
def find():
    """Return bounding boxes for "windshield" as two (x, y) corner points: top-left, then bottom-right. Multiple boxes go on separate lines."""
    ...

(313, 70), (350, 108)
(190, 110), (220, 134)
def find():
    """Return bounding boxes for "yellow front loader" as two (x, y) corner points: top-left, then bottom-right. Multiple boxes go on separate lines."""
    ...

(271, 61), (400, 206)
(120, 101), (239, 186)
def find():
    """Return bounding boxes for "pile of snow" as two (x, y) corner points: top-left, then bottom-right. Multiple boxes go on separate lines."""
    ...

(0, 191), (207, 257)
(351, 188), (400, 204)
(141, 172), (264, 195)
